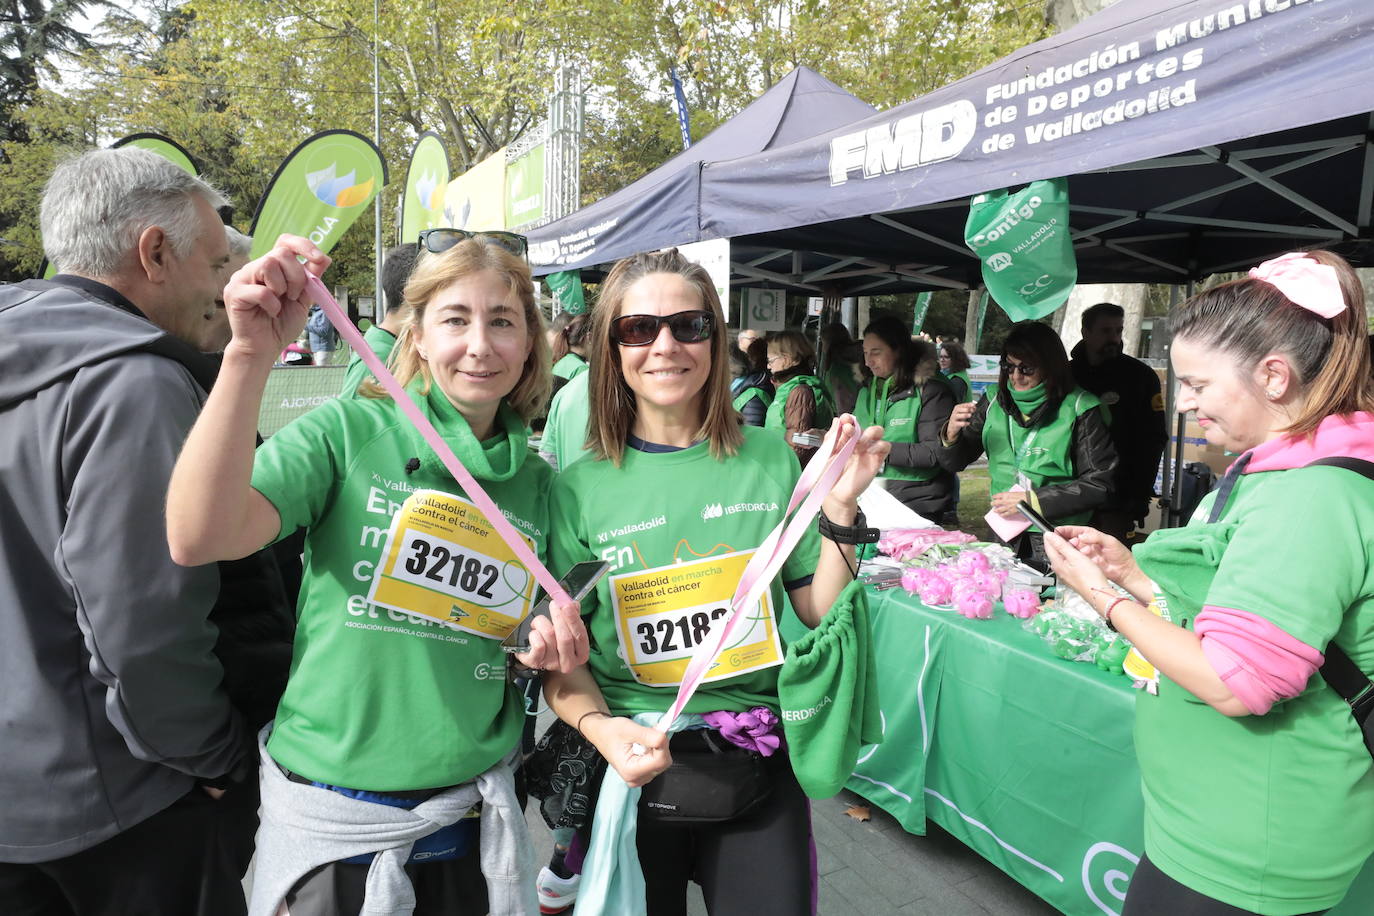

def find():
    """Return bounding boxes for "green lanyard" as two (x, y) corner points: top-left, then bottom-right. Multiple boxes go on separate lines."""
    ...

(873, 376), (892, 427)
(1005, 410), (1040, 477)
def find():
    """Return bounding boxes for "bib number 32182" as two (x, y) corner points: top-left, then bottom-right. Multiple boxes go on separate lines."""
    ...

(368, 489), (536, 640)
(610, 549), (783, 687)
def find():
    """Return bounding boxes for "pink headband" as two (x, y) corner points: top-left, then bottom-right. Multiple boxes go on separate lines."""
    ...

(1248, 252), (1346, 319)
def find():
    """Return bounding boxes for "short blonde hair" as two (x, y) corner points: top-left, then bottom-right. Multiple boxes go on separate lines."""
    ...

(363, 239), (550, 420)
(587, 249), (742, 465)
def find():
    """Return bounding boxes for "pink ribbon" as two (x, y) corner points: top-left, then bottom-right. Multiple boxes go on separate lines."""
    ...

(1248, 252), (1346, 319)
(305, 275), (570, 605)
(656, 421), (858, 729)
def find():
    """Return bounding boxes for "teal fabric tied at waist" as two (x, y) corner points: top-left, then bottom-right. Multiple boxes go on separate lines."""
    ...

(577, 712), (704, 916)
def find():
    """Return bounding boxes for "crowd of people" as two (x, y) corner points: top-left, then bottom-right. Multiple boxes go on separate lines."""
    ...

(2, 144), (1372, 916)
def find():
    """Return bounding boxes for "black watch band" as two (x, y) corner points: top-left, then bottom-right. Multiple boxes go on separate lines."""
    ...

(818, 509), (880, 545)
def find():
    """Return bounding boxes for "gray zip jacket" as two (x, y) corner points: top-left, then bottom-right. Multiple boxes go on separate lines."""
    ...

(0, 277), (247, 863)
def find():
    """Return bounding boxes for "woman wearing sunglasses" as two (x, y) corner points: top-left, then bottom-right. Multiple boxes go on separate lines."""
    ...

(540, 249), (888, 915)
(166, 233), (585, 916)
(942, 320), (1117, 565)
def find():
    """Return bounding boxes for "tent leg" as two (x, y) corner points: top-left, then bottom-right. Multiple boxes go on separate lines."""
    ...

(1164, 281), (1194, 527)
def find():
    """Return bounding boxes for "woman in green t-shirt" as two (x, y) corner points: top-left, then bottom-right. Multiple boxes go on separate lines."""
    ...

(943, 320), (1118, 566)
(166, 233), (587, 915)
(541, 248), (888, 915)
(1045, 250), (1374, 916)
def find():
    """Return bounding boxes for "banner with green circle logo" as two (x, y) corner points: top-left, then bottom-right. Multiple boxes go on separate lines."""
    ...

(400, 131), (450, 247)
(964, 178), (1076, 321)
(249, 129), (387, 259)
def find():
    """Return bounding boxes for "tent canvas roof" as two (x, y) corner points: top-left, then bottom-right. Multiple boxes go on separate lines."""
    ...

(527, 66), (876, 275)
(698, 0), (1374, 293)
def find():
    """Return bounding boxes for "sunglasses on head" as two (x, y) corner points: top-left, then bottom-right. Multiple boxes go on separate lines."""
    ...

(417, 228), (528, 259)
(1000, 359), (1039, 376)
(611, 311), (714, 347)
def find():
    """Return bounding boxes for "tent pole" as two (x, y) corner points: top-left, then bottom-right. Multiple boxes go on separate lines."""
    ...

(1166, 281), (1195, 527)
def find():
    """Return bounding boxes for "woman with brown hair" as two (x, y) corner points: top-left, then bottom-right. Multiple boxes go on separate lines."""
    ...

(542, 248), (887, 915)
(765, 329), (835, 463)
(1046, 250), (1374, 915)
(166, 233), (586, 915)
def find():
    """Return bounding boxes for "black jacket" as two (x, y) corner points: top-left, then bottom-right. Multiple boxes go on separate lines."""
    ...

(878, 375), (961, 517)
(1069, 344), (1167, 519)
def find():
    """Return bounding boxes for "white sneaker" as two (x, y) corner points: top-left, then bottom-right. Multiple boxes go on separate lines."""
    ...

(537, 866), (580, 914)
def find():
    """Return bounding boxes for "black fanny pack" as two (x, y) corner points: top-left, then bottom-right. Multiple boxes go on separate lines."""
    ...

(639, 730), (772, 823)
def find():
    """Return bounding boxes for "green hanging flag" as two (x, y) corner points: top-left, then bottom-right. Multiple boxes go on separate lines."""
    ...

(911, 291), (933, 334)
(964, 178), (1077, 321)
(546, 270), (586, 314)
(400, 131), (450, 246)
(41, 133), (200, 279)
(249, 129), (387, 259)
(974, 288), (990, 350)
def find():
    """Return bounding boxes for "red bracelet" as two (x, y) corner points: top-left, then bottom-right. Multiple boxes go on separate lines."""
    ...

(1102, 596), (1130, 632)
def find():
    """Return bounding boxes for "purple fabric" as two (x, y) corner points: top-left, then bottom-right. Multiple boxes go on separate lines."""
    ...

(702, 707), (782, 757)
(565, 828), (587, 875)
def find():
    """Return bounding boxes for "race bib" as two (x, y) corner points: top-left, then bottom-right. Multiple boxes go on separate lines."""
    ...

(610, 550), (784, 687)
(367, 489), (536, 639)
(1122, 585), (1170, 694)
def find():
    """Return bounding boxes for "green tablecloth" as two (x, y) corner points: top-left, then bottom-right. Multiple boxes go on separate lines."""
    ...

(845, 586), (1374, 916)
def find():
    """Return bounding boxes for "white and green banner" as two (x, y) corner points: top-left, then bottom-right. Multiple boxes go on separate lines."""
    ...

(400, 131), (450, 246)
(505, 142), (545, 228)
(249, 129), (387, 258)
(912, 291), (933, 334)
(964, 178), (1076, 322)
(545, 270), (585, 315)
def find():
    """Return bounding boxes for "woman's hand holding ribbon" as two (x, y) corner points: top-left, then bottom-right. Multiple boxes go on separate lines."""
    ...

(1042, 530), (1112, 599)
(582, 716), (671, 788)
(223, 233), (331, 365)
(822, 415), (890, 520)
(514, 598), (588, 675)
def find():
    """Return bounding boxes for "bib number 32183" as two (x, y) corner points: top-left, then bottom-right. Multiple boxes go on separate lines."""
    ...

(368, 489), (536, 639)
(610, 549), (783, 687)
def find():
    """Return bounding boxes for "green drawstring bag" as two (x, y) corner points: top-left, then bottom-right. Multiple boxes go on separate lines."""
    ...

(777, 580), (882, 798)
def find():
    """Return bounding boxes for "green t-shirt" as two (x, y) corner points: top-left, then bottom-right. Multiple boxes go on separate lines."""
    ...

(251, 386), (552, 791)
(552, 352), (588, 382)
(549, 426), (821, 716)
(338, 324), (399, 399)
(1133, 466), (1374, 914)
(539, 371), (592, 472)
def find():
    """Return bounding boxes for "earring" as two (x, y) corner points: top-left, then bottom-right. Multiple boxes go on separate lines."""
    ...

(1266, 389), (1280, 400)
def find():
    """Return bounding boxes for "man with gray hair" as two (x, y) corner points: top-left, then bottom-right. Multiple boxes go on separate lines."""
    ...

(0, 147), (253, 915)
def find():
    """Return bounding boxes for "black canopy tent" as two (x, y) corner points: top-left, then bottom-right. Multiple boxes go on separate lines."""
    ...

(527, 67), (876, 276)
(697, 0), (1374, 294)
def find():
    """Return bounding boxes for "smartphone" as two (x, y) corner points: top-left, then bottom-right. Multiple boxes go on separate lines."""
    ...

(1015, 501), (1057, 535)
(500, 559), (610, 654)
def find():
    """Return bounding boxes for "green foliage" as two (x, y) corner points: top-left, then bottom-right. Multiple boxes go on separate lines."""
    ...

(0, 0), (1049, 286)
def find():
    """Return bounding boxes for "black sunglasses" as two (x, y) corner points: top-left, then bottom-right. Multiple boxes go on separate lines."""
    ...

(1000, 359), (1039, 376)
(417, 228), (528, 259)
(611, 311), (714, 347)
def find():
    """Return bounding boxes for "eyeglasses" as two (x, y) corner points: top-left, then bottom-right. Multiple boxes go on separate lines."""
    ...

(611, 311), (714, 347)
(1001, 360), (1039, 376)
(417, 228), (528, 259)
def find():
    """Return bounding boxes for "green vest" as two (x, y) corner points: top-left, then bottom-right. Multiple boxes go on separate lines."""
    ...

(552, 352), (587, 381)
(984, 385), (1101, 524)
(854, 377), (937, 482)
(941, 369), (972, 403)
(764, 374), (834, 432)
(732, 385), (773, 413)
